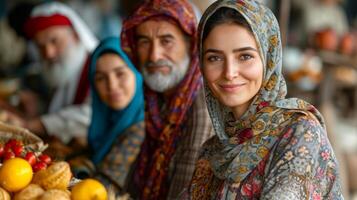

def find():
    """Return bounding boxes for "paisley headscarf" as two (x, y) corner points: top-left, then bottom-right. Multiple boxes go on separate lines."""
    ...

(121, 0), (202, 199)
(197, 0), (327, 190)
(88, 37), (144, 164)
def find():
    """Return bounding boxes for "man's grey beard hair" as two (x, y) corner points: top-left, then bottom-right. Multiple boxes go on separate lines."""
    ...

(141, 55), (190, 93)
(42, 42), (87, 89)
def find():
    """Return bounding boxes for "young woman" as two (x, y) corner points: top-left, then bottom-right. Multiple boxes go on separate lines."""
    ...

(186, 0), (343, 199)
(71, 37), (145, 194)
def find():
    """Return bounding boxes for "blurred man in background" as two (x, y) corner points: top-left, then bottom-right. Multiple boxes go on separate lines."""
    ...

(12, 2), (98, 144)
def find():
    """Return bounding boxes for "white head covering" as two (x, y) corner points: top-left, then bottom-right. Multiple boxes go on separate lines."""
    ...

(30, 2), (98, 51)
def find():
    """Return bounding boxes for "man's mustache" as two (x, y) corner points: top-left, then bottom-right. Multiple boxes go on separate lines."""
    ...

(145, 60), (174, 69)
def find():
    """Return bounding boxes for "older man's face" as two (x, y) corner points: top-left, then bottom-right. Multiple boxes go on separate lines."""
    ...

(34, 26), (78, 63)
(34, 26), (86, 88)
(135, 20), (191, 92)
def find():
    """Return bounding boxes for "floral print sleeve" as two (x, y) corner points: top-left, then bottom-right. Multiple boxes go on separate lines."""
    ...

(95, 121), (145, 192)
(261, 115), (343, 200)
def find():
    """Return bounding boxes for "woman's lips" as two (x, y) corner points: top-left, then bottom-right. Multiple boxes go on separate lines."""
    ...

(219, 83), (246, 92)
(109, 93), (122, 101)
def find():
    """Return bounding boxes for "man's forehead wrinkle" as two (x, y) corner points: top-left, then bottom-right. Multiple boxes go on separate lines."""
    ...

(139, 21), (175, 38)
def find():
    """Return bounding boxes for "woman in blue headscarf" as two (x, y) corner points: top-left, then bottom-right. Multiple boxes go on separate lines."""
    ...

(72, 37), (145, 193)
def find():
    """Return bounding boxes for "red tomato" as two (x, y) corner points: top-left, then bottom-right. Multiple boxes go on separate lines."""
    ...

(4, 139), (23, 150)
(4, 142), (13, 153)
(32, 161), (47, 172)
(24, 152), (37, 166)
(3, 151), (15, 161)
(5, 139), (17, 146)
(12, 145), (24, 157)
(38, 154), (52, 165)
(6, 139), (22, 147)
(0, 145), (4, 158)
(14, 140), (23, 147)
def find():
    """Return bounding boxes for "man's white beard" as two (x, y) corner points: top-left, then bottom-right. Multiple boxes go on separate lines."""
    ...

(141, 55), (190, 93)
(42, 42), (87, 89)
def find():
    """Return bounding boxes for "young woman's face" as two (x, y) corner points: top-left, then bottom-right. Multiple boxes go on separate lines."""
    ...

(203, 23), (263, 118)
(95, 53), (136, 110)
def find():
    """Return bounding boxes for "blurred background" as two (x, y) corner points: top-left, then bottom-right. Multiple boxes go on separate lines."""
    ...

(0, 0), (355, 199)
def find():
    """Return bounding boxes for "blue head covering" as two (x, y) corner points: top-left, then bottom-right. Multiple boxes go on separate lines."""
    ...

(88, 37), (144, 164)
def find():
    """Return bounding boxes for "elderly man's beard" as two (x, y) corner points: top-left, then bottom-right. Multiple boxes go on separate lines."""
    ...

(141, 55), (190, 93)
(42, 42), (87, 89)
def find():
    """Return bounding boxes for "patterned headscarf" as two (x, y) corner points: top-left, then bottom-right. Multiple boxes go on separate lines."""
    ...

(88, 37), (144, 164)
(197, 0), (326, 188)
(121, 0), (202, 199)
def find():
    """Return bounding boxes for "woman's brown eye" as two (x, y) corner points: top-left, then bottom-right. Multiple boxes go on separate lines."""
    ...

(116, 72), (124, 77)
(240, 54), (253, 61)
(95, 75), (105, 82)
(207, 56), (221, 62)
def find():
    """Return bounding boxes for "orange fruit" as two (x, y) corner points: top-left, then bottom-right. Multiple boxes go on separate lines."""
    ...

(0, 158), (33, 192)
(71, 178), (107, 200)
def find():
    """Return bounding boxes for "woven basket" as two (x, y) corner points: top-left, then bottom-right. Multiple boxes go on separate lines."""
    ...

(0, 121), (47, 152)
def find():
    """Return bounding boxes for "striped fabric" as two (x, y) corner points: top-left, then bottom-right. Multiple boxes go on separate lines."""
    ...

(121, 0), (214, 199)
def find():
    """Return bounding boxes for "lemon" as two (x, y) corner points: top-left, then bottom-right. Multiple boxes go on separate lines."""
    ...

(0, 158), (33, 192)
(71, 178), (107, 200)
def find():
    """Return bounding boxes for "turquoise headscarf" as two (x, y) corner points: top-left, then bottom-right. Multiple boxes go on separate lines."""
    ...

(88, 37), (144, 164)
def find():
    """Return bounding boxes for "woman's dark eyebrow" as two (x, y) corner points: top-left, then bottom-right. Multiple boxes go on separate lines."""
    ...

(233, 47), (257, 53)
(95, 65), (125, 73)
(204, 49), (223, 55)
(204, 47), (257, 55)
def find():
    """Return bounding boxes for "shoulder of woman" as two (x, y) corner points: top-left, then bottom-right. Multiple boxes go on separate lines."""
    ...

(121, 121), (145, 137)
(277, 110), (328, 146)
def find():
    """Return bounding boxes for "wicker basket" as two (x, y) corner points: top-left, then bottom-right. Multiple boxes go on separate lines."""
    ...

(0, 121), (47, 152)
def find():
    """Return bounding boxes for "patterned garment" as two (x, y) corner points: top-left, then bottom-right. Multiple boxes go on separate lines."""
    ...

(185, 0), (344, 199)
(121, 0), (214, 199)
(86, 37), (145, 193)
(88, 37), (144, 164)
(166, 89), (214, 199)
(96, 122), (145, 192)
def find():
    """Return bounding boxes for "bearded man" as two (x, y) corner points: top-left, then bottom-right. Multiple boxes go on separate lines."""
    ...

(121, 0), (214, 199)
(21, 2), (98, 142)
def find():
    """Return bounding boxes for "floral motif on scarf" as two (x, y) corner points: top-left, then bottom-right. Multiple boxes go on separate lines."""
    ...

(188, 0), (341, 199)
(121, 0), (202, 199)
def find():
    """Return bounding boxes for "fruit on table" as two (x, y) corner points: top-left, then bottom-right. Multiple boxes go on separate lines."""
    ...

(1, 139), (52, 171)
(71, 178), (108, 200)
(3, 150), (15, 161)
(0, 187), (10, 200)
(24, 152), (37, 166)
(12, 144), (24, 157)
(340, 32), (355, 55)
(38, 154), (52, 165)
(314, 28), (338, 51)
(13, 184), (45, 200)
(0, 145), (4, 158)
(0, 158), (33, 192)
(38, 189), (71, 200)
(32, 161), (47, 173)
(32, 161), (72, 190)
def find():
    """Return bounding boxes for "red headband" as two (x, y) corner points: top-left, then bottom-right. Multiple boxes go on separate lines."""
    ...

(24, 14), (72, 38)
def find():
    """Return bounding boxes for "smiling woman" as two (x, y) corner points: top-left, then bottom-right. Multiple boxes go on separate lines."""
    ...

(94, 53), (136, 110)
(70, 37), (145, 195)
(203, 23), (263, 118)
(184, 1), (344, 199)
